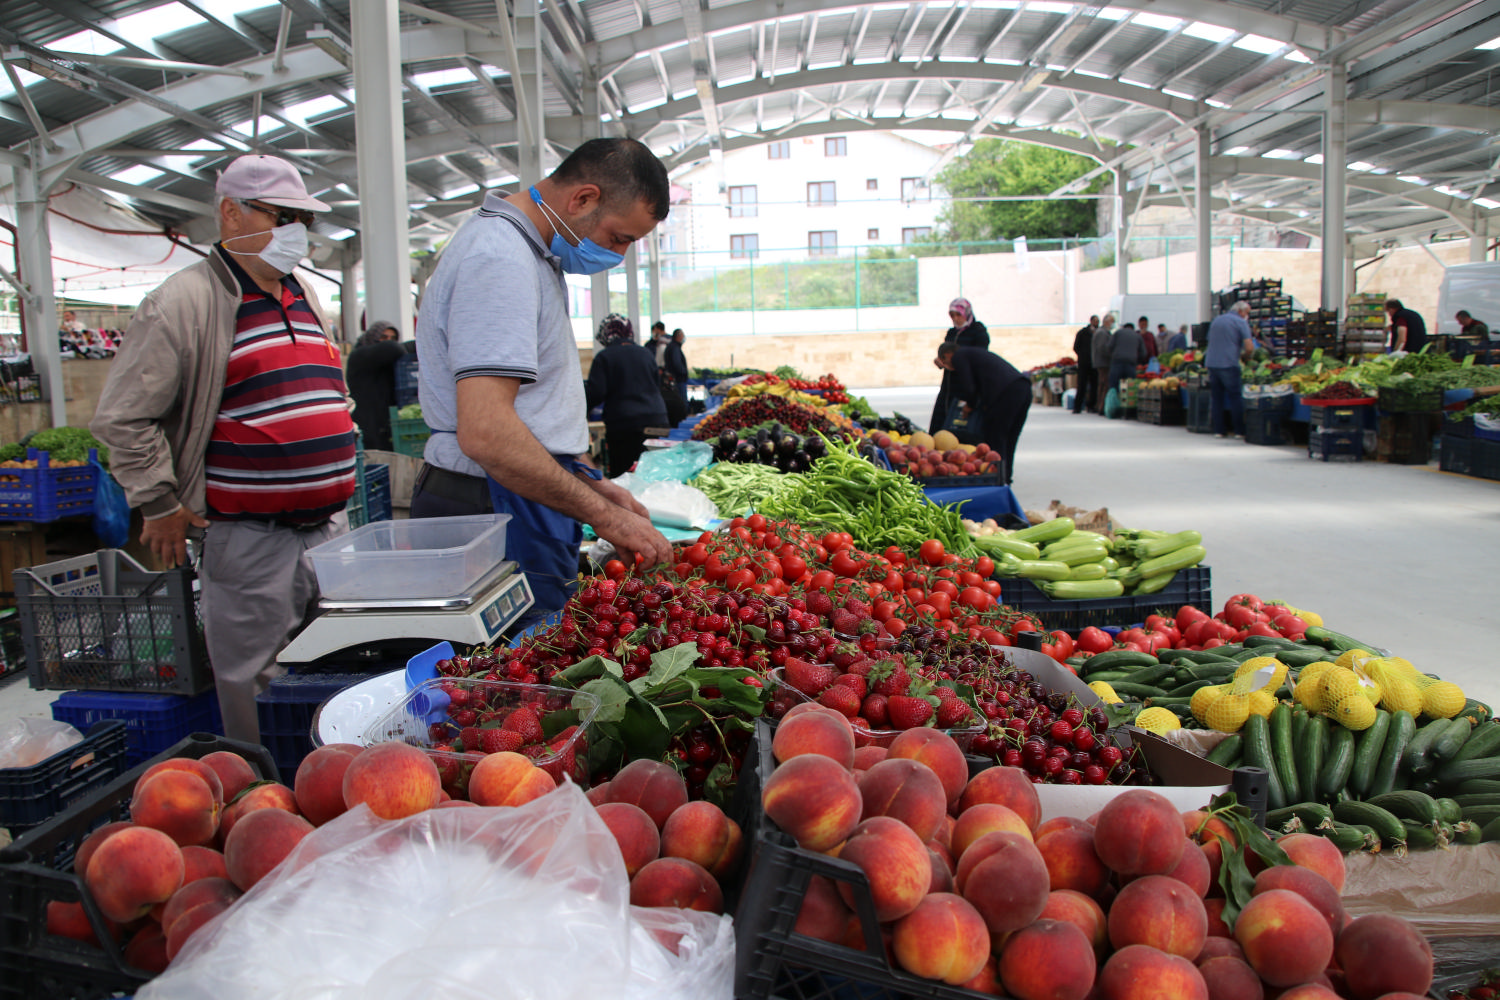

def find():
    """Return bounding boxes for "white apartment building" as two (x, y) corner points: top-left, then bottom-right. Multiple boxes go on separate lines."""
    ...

(667, 131), (948, 269)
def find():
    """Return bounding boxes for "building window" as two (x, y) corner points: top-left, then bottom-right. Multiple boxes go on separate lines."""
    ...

(730, 234), (759, 260)
(866, 178), (878, 191)
(902, 227), (932, 243)
(728, 185), (757, 218)
(901, 177), (931, 202)
(825, 137), (847, 157)
(868, 228), (879, 240)
(809, 231), (838, 257)
(767, 141), (790, 159)
(807, 181), (836, 207)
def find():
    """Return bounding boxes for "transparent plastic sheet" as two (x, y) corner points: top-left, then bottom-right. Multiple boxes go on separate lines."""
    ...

(632, 441), (714, 483)
(611, 472), (720, 528)
(0, 716), (83, 769)
(139, 783), (734, 1000)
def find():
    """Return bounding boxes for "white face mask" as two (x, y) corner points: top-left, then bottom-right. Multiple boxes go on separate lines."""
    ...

(224, 222), (308, 275)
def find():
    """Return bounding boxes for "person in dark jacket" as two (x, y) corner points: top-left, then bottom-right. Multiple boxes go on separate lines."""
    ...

(1385, 299), (1428, 354)
(935, 341), (1030, 484)
(1107, 322), (1147, 394)
(929, 297), (991, 433)
(345, 320), (411, 450)
(663, 328), (689, 403)
(1071, 315), (1098, 414)
(585, 314), (668, 477)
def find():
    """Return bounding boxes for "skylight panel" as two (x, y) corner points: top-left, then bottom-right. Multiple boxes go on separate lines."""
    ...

(411, 68), (474, 90)
(282, 95), (345, 125)
(112, 165), (165, 186)
(1233, 34), (1284, 54)
(51, 28), (123, 54)
(1134, 13), (1182, 31)
(116, 3), (205, 45)
(1264, 148), (1301, 159)
(1183, 22), (1234, 42)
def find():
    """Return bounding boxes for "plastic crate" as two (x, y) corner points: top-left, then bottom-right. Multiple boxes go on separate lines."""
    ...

(16, 550), (211, 696)
(1242, 393), (1295, 415)
(394, 353), (420, 407)
(0, 449), (97, 523)
(0, 721), (127, 837)
(51, 689), (223, 766)
(388, 406), (431, 459)
(1308, 403), (1371, 432)
(1470, 438), (1500, 480)
(0, 733), (277, 1000)
(1000, 566), (1212, 632)
(1376, 412), (1435, 465)
(1184, 387), (1213, 433)
(1444, 415), (1475, 439)
(1308, 429), (1362, 462)
(364, 463), (392, 522)
(255, 672), (380, 777)
(345, 448), (368, 528)
(1377, 384), (1443, 413)
(0, 610), (23, 680)
(1243, 409), (1291, 446)
(1441, 436), (1475, 475)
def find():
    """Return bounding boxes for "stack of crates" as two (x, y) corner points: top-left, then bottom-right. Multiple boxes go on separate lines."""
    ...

(1284, 310), (1339, 359)
(346, 449), (368, 528)
(51, 689), (222, 766)
(1242, 393), (1296, 446)
(1342, 293), (1387, 358)
(256, 672), (381, 776)
(389, 405), (432, 459)
(365, 463), (392, 522)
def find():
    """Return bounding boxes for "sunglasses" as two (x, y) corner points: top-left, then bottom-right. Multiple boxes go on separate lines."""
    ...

(240, 200), (315, 229)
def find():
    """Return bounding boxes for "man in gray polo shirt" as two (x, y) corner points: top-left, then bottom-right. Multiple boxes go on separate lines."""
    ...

(412, 138), (672, 609)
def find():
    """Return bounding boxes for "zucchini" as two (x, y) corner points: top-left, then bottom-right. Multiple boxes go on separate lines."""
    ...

(1269, 703), (1301, 804)
(1133, 543), (1206, 579)
(1132, 571), (1177, 594)
(1066, 562), (1108, 581)
(1296, 714), (1327, 809)
(1460, 804), (1500, 828)
(1453, 820), (1483, 845)
(972, 535), (1041, 561)
(1318, 725), (1357, 801)
(1404, 718), (1449, 776)
(1041, 541), (1109, 567)
(1206, 735), (1243, 768)
(1324, 822), (1375, 853)
(1265, 801), (1335, 832)
(1333, 800), (1407, 850)
(1041, 579), (1126, 600)
(1399, 819), (1438, 851)
(1126, 529), (1202, 560)
(1368, 790), (1441, 830)
(1243, 713), (1284, 810)
(1450, 721), (1500, 764)
(1348, 710), (1390, 798)
(1010, 559), (1075, 582)
(1435, 797), (1464, 824)
(1436, 755), (1500, 786)
(1081, 649), (1160, 673)
(1456, 779), (1500, 795)
(1370, 711), (1416, 797)
(1431, 717), (1474, 763)
(1010, 517), (1074, 545)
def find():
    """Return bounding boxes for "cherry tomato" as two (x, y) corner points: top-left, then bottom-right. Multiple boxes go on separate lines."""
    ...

(823, 532), (847, 553)
(925, 592), (952, 617)
(930, 579), (959, 599)
(830, 550), (863, 578)
(882, 569), (904, 593)
(982, 580), (1001, 597)
(975, 555), (995, 578)
(872, 599), (900, 623)
(957, 571), (983, 589)
(919, 539), (946, 567)
(781, 553), (808, 580)
(808, 570), (837, 591)
(1008, 615), (1046, 640)
(904, 587), (927, 605)
(884, 546), (907, 565)
(685, 543), (709, 567)
(884, 618), (906, 638)
(747, 513), (767, 532)
(703, 555), (731, 583)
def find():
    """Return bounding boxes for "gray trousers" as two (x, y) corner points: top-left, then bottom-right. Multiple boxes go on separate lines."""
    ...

(199, 515), (344, 743)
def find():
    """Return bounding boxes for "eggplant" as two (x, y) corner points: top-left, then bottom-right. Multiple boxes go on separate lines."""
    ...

(758, 439), (778, 463)
(785, 456), (804, 474)
(718, 429), (738, 451)
(755, 427), (770, 445)
(792, 449), (810, 469)
(734, 441), (757, 463)
(805, 436), (827, 459)
(778, 433), (800, 457)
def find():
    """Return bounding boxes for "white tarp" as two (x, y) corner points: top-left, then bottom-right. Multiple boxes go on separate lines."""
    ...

(1436, 262), (1500, 337)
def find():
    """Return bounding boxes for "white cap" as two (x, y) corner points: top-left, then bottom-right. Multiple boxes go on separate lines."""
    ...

(215, 155), (329, 212)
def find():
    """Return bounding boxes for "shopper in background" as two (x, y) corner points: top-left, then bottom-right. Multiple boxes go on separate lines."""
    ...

(91, 154), (352, 745)
(664, 327), (689, 405)
(1091, 313), (1116, 412)
(1167, 324), (1190, 352)
(649, 320), (669, 369)
(1205, 300), (1255, 439)
(929, 297), (991, 433)
(1071, 314), (1099, 415)
(409, 137), (672, 611)
(1456, 310), (1490, 340)
(1385, 299), (1428, 354)
(1138, 315), (1158, 358)
(585, 314), (668, 478)
(1107, 321), (1147, 395)
(935, 341), (1030, 485)
(345, 320), (412, 450)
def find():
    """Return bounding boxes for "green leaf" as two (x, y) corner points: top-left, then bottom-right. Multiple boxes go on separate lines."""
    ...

(741, 623), (767, 642)
(557, 655), (622, 685)
(616, 701), (673, 763)
(630, 643), (700, 694)
(684, 667), (767, 716)
(702, 761), (737, 808)
(578, 676), (633, 724)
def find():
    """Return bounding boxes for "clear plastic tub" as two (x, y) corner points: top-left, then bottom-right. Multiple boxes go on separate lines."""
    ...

(307, 514), (511, 600)
(765, 668), (984, 750)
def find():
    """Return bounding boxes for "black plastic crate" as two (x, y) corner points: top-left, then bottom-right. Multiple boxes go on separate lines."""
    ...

(1137, 398), (1184, 426)
(1000, 566), (1211, 632)
(394, 353), (420, 408)
(1184, 388), (1212, 433)
(1441, 436), (1475, 475)
(1241, 393), (1295, 415)
(1243, 409), (1291, 446)
(1376, 384), (1443, 413)
(0, 722), (127, 838)
(16, 551), (211, 696)
(256, 672), (380, 776)
(1308, 403), (1369, 432)
(1308, 429), (1362, 462)
(0, 733), (277, 1000)
(365, 463), (392, 522)
(1444, 415), (1474, 439)
(1376, 412), (1435, 465)
(1472, 438), (1500, 480)
(51, 690), (223, 766)
(0, 610), (23, 680)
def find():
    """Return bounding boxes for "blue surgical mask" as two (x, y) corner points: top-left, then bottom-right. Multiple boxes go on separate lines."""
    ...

(529, 186), (624, 275)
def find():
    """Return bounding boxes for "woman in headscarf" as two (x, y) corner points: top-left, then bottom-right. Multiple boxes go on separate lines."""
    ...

(930, 297), (992, 434)
(585, 313), (669, 477)
(345, 320), (409, 450)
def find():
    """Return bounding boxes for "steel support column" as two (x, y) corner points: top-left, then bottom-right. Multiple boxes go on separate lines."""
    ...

(1471, 215), (1489, 262)
(1113, 168), (1128, 298)
(515, 0), (543, 183)
(625, 243), (641, 337)
(582, 72), (609, 336)
(1322, 62), (1347, 312)
(1194, 126), (1212, 323)
(648, 230), (663, 328)
(351, 0), (414, 338)
(14, 147), (63, 427)
(340, 249), (360, 344)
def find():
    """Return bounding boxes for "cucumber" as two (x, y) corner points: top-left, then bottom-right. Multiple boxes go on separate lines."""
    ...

(1082, 649), (1160, 674)
(1431, 717), (1475, 763)
(1453, 820), (1483, 845)
(1452, 793), (1500, 809)
(1482, 816), (1500, 843)
(1303, 626), (1382, 652)
(1400, 819), (1438, 850)
(1436, 756), (1500, 786)
(1368, 790), (1441, 829)
(1278, 647), (1339, 668)
(1107, 681), (1171, 699)
(1230, 646), (1273, 662)
(1243, 634), (1301, 649)
(1296, 714), (1327, 809)
(1206, 735), (1243, 768)
(1333, 800), (1407, 849)
(1269, 703), (1300, 805)
(1167, 678), (1217, 697)
(1348, 710), (1390, 798)
(1449, 721), (1500, 764)
(1318, 725), (1357, 801)
(1456, 779), (1500, 795)
(1178, 663), (1239, 683)
(1324, 822), (1374, 853)
(1404, 718), (1449, 776)
(1462, 699), (1493, 724)
(1120, 663), (1179, 687)
(1243, 713), (1284, 810)
(1157, 648), (1225, 664)
(1083, 670), (1136, 682)
(1265, 801), (1335, 832)
(1371, 711), (1416, 797)
(1460, 804), (1500, 828)
(1436, 797), (1464, 824)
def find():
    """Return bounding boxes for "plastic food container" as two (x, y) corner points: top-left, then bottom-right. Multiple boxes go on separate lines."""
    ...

(307, 514), (511, 600)
(362, 677), (602, 792)
(766, 668), (984, 750)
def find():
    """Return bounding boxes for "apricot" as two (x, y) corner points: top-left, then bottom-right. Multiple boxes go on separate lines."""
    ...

(1108, 874), (1209, 960)
(342, 742), (442, 818)
(1036, 826), (1110, 896)
(85, 826), (184, 923)
(223, 807), (314, 891)
(1334, 914), (1433, 1000)
(836, 816), (932, 922)
(466, 751), (553, 808)
(1097, 944), (1209, 1000)
(294, 744), (361, 826)
(131, 770), (221, 847)
(958, 766), (1041, 832)
(893, 892), (991, 985)
(629, 857), (723, 914)
(958, 831), (1050, 936)
(998, 918), (1097, 1000)
(595, 802), (660, 878)
(1234, 888), (1334, 988)
(1276, 833), (1347, 893)
(857, 758), (948, 842)
(1253, 864), (1344, 936)
(887, 728), (969, 806)
(608, 759), (690, 829)
(761, 752), (862, 852)
(200, 750), (258, 802)
(1093, 789), (1186, 876)
(1198, 955), (1263, 1000)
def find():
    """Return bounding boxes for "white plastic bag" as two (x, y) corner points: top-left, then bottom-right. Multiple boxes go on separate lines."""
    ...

(139, 783), (733, 1000)
(0, 717), (82, 769)
(612, 472), (719, 528)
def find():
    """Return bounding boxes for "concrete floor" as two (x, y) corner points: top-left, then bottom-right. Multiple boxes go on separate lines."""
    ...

(4, 387), (1498, 723)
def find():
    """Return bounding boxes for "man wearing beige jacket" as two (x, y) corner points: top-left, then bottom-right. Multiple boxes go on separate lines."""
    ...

(92, 155), (354, 743)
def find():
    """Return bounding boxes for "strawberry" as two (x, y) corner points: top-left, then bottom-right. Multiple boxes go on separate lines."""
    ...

(783, 656), (837, 696)
(457, 726), (485, 752)
(828, 642), (863, 669)
(887, 694), (938, 730)
(450, 708), (478, 728)
(842, 597), (871, 618)
(502, 707), (544, 744)
(936, 698), (973, 728)
(830, 609), (862, 636)
(481, 729), (526, 754)
(818, 685), (862, 719)
(846, 658), (877, 677)
(861, 693), (890, 728)
(805, 591), (835, 617)
(870, 660), (910, 697)
(833, 673), (867, 700)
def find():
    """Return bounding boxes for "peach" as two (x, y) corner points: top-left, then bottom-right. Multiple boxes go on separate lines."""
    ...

(836, 816), (932, 922)
(223, 807), (314, 891)
(1182, 809), (1236, 848)
(893, 892), (991, 985)
(595, 802), (660, 878)
(1334, 914), (1433, 1000)
(781, 701), (836, 723)
(123, 922), (170, 974)
(85, 825), (184, 923)
(960, 955), (1004, 996)
(858, 758), (948, 842)
(74, 820), (134, 874)
(958, 766), (1041, 832)
(1037, 826), (1110, 896)
(853, 745), (888, 771)
(951, 803), (1032, 858)
(200, 751), (258, 802)
(1093, 789), (1186, 876)
(773, 710), (856, 769)
(45, 900), (101, 946)
(659, 800), (742, 878)
(1275, 833), (1347, 893)
(160, 876), (241, 933)
(1198, 956), (1263, 1000)
(999, 918), (1097, 1000)
(1196, 935), (1245, 963)
(887, 728), (969, 806)
(608, 759), (690, 829)
(131, 770), (221, 848)
(294, 744), (361, 826)
(931, 813), (956, 854)
(435, 799), (479, 808)
(1202, 838), (1226, 895)
(1037, 816), (1094, 838)
(180, 845), (229, 884)
(928, 848), (955, 893)
(1161, 836), (1213, 897)
(219, 782), (299, 844)
(1097, 944), (1209, 1000)
(1204, 897), (1232, 938)
(165, 895), (235, 961)
(342, 742), (442, 818)
(585, 780), (612, 806)
(629, 857), (723, 913)
(1108, 874), (1208, 959)
(1234, 888), (1334, 988)
(1254, 864), (1344, 936)
(135, 758), (225, 806)
(1275, 986), (1341, 1000)
(794, 874), (850, 943)
(761, 752), (862, 852)
(1040, 889), (1109, 957)
(958, 831), (1050, 936)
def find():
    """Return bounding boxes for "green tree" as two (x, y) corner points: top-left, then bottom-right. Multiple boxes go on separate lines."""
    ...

(935, 139), (1105, 242)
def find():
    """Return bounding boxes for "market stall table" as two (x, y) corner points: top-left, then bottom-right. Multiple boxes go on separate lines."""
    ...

(923, 483), (1026, 522)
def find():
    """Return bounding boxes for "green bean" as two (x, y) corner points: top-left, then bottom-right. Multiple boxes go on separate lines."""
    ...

(689, 462), (795, 516)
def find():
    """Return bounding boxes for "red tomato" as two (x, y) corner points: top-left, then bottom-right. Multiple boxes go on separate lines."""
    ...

(1202, 637), (1227, 649)
(919, 539), (946, 567)
(830, 550), (862, 578)
(883, 569), (904, 593)
(957, 571), (983, 589)
(812, 545), (829, 564)
(935, 568), (956, 580)
(1270, 611), (1307, 635)
(926, 592), (952, 618)
(728, 517), (747, 529)
(1243, 621), (1281, 639)
(703, 556), (731, 583)
(1008, 615), (1046, 640)
(1139, 629), (1173, 653)
(747, 513), (767, 532)
(885, 618), (907, 638)
(673, 562), (692, 578)
(1221, 603), (1266, 629)
(685, 543), (709, 567)
(1226, 593), (1264, 612)
(725, 568), (755, 591)
(902, 569), (925, 589)
(980, 627), (1005, 646)
(957, 586), (991, 612)
(1076, 626), (1113, 654)
(975, 555), (995, 578)
(872, 600), (900, 623)
(982, 580), (1002, 597)
(755, 557), (782, 582)
(884, 546), (907, 565)
(808, 570), (837, 591)
(930, 579), (959, 599)
(1115, 640), (1149, 654)
(1048, 630), (1076, 659)
(904, 587), (927, 605)
(1175, 604), (1210, 633)
(914, 603), (938, 618)
(781, 553), (807, 580)
(1182, 618), (1218, 646)
(1144, 615), (1181, 646)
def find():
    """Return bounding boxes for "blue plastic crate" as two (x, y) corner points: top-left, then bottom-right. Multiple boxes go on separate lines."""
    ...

(256, 673), (381, 776)
(0, 448), (97, 523)
(51, 690), (222, 766)
(0, 720), (127, 836)
(365, 463), (392, 522)
(395, 354), (420, 407)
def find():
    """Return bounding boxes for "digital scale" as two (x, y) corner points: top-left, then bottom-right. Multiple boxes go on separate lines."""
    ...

(277, 560), (535, 670)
